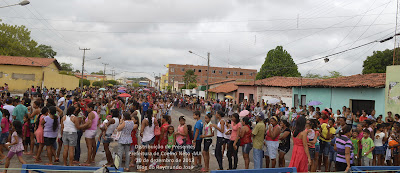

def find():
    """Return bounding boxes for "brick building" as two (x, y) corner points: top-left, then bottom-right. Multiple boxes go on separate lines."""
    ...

(166, 64), (257, 87)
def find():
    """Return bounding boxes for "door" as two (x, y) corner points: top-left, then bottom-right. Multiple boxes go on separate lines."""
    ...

(239, 93), (244, 103)
(351, 100), (375, 115)
(249, 94), (254, 102)
(301, 95), (307, 106)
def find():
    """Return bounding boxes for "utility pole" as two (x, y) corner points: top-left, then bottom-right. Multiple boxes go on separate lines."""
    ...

(79, 48), (90, 89)
(206, 52), (210, 100)
(102, 62), (109, 87)
(394, 0), (400, 65)
(111, 70), (115, 80)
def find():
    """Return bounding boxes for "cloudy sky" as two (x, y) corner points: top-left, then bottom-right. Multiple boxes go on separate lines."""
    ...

(0, 0), (397, 78)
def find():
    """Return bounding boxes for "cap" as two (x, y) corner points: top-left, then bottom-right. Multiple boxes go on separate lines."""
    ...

(256, 112), (265, 120)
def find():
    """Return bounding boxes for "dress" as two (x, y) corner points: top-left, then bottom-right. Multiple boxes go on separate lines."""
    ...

(289, 136), (308, 172)
(34, 116), (45, 143)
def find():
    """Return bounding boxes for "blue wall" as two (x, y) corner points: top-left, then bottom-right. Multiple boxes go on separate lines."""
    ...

(292, 87), (385, 116)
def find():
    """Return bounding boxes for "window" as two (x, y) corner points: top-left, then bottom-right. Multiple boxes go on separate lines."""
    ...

(240, 72), (243, 75)
(294, 94), (299, 107)
(239, 93), (244, 103)
(181, 68), (185, 72)
(212, 70), (216, 74)
(301, 95), (306, 106)
(227, 71), (231, 75)
(170, 68), (174, 72)
(219, 70), (223, 74)
(193, 69), (196, 72)
(198, 69), (202, 72)
(249, 94), (254, 101)
(234, 72), (238, 75)
(250, 72), (253, 76)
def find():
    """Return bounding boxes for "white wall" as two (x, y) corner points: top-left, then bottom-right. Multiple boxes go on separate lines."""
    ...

(199, 91), (206, 98)
(258, 86), (292, 107)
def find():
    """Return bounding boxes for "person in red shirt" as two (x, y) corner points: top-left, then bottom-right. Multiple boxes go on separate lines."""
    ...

(319, 110), (329, 125)
(359, 110), (368, 122)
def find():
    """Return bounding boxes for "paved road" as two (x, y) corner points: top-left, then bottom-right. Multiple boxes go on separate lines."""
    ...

(5, 107), (294, 172)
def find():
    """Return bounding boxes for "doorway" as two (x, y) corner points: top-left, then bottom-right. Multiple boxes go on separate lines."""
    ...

(351, 99), (375, 115)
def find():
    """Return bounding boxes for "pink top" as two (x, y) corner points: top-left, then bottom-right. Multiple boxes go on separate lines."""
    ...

(1, 118), (9, 133)
(176, 124), (185, 145)
(86, 111), (99, 130)
(230, 122), (242, 141)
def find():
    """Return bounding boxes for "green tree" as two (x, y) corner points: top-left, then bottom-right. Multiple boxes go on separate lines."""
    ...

(38, 44), (57, 58)
(304, 71), (343, 79)
(92, 81), (103, 87)
(362, 48), (397, 74)
(107, 80), (118, 85)
(60, 62), (73, 71)
(79, 79), (90, 87)
(0, 23), (56, 57)
(91, 70), (104, 75)
(256, 46), (300, 79)
(183, 69), (197, 87)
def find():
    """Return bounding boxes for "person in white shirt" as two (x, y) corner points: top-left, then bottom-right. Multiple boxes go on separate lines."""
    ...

(3, 98), (15, 121)
(58, 93), (66, 111)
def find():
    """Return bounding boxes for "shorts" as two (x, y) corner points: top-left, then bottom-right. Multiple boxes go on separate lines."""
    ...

(84, 130), (96, 139)
(175, 140), (186, 152)
(0, 132), (9, 144)
(194, 140), (202, 156)
(320, 141), (331, 156)
(142, 136), (155, 146)
(329, 151), (336, 162)
(224, 138), (230, 144)
(374, 146), (385, 155)
(315, 144), (320, 153)
(336, 161), (354, 172)
(264, 140), (279, 159)
(309, 148), (316, 159)
(62, 132), (78, 146)
(23, 139), (30, 146)
(278, 144), (290, 154)
(44, 137), (56, 146)
(102, 134), (113, 144)
(203, 139), (212, 152)
(29, 124), (35, 134)
(7, 151), (22, 158)
(185, 144), (194, 154)
(242, 143), (252, 154)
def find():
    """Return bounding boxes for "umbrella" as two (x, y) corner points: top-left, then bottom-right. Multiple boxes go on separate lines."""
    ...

(107, 84), (113, 86)
(308, 100), (322, 106)
(117, 90), (126, 93)
(267, 98), (281, 105)
(239, 110), (250, 117)
(225, 95), (234, 99)
(118, 93), (132, 97)
(138, 89), (143, 92)
(95, 139), (101, 152)
(143, 88), (150, 91)
(99, 88), (106, 91)
(118, 87), (126, 90)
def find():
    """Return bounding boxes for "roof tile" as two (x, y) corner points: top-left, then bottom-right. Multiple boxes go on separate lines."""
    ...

(0, 55), (60, 69)
(208, 82), (239, 93)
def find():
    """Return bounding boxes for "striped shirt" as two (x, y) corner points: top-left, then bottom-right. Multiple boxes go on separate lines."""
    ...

(335, 135), (354, 164)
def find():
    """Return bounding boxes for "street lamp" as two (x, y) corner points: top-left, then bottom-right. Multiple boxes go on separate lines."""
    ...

(0, 0), (30, 8)
(189, 50), (210, 100)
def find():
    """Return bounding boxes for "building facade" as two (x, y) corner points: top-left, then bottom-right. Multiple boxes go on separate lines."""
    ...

(0, 56), (79, 93)
(166, 64), (257, 87)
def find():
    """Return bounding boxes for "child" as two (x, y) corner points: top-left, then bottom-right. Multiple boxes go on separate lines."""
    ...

(200, 114), (214, 172)
(22, 115), (31, 155)
(166, 125), (175, 167)
(186, 124), (194, 168)
(351, 130), (360, 166)
(3, 121), (27, 173)
(374, 124), (386, 166)
(307, 119), (318, 172)
(223, 120), (232, 157)
(361, 129), (375, 166)
(192, 111), (203, 169)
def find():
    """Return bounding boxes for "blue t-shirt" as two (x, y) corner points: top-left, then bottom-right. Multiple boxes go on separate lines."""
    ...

(194, 120), (203, 141)
(142, 102), (150, 112)
(280, 107), (286, 113)
(67, 100), (73, 109)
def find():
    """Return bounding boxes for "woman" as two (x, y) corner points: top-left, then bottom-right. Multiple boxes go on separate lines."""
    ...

(117, 112), (135, 172)
(61, 106), (80, 166)
(334, 125), (353, 172)
(227, 113), (241, 170)
(139, 109), (157, 172)
(265, 116), (281, 168)
(289, 116), (311, 172)
(211, 111), (225, 170)
(278, 120), (291, 167)
(28, 101), (41, 155)
(34, 107), (47, 163)
(159, 115), (170, 166)
(73, 101), (84, 164)
(79, 102), (99, 166)
(240, 117), (252, 169)
(42, 106), (60, 165)
(102, 109), (119, 166)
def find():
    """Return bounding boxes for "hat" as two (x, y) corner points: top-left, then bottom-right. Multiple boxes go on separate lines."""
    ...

(256, 112), (265, 120)
(106, 115), (112, 119)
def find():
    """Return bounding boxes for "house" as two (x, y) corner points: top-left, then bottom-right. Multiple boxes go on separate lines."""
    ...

(236, 77), (318, 108)
(0, 56), (79, 93)
(208, 82), (240, 101)
(292, 73), (386, 116)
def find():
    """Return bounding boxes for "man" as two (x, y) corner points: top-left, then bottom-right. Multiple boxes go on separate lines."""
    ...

(22, 93), (31, 108)
(252, 112), (266, 169)
(3, 98), (14, 122)
(192, 110), (203, 169)
(12, 98), (28, 122)
(232, 101), (238, 113)
(280, 103), (286, 113)
(141, 99), (150, 120)
(214, 100), (222, 114)
(58, 92), (66, 111)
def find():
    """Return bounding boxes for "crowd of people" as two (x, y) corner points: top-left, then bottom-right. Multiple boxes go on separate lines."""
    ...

(0, 86), (400, 172)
